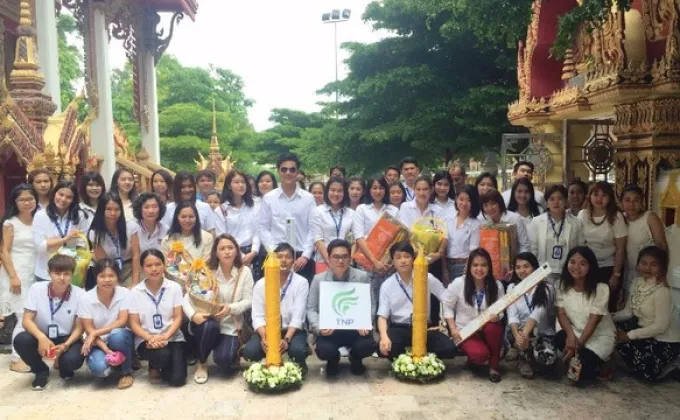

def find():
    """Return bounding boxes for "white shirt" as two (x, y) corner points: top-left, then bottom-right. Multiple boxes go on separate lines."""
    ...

(78, 286), (130, 340)
(529, 213), (584, 274)
(312, 205), (355, 260)
(257, 186), (316, 258)
(160, 230), (214, 263)
(506, 282), (555, 336)
(398, 201), (440, 229)
(124, 278), (185, 347)
(442, 276), (505, 330)
(352, 203), (399, 240)
(214, 202), (260, 250)
(402, 182), (415, 202)
(432, 198), (456, 222)
(131, 220), (168, 254)
(502, 188), (546, 208)
(478, 210), (531, 253)
(162, 201), (216, 232)
(32, 209), (92, 279)
(446, 217), (481, 259)
(377, 273), (450, 324)
(88, 221), (137, 262)
(25, 282), (85, 338)
(577, 210), (628, 267)
(251, 272), (309, 331)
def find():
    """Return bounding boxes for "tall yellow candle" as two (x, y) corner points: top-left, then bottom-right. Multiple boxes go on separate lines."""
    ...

(264, 252), (282, 366)
(411, 248), (428, 358)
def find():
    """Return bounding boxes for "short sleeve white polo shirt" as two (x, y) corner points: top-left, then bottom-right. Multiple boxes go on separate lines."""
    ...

(78, 286), (130, 341)
(25, 282), (85, 338)
(124, 278), (184, 347)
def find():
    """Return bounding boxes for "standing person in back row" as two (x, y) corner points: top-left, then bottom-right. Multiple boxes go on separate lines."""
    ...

(400, 157), (421, 202)
(448, 164), (467, 197)
(502, 161), (545, 208)
(258, 153), (316, 282)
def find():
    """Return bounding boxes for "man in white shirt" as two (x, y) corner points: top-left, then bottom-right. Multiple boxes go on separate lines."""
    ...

(399, 157), (421, 202)
(244, 243), (310, 374)
(502, 161), (545, 208)
(258, 153), (316, 282)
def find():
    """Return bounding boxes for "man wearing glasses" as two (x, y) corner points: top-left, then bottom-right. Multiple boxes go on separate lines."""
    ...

(307, 239), (377, 377)
(258, 152), (317, 282)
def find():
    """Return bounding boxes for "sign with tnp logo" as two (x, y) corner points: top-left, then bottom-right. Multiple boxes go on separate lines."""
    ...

(319, 282), (372, 330)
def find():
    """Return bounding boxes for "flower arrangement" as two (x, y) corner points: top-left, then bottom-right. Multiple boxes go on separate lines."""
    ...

(166, 241), (192, 285)
(244, 361), (303, 393)
(187, 258), (220, 315)
(391, 351), (446, 383)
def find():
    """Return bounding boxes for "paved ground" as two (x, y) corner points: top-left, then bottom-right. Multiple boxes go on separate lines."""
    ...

(0, 354), (679, 420)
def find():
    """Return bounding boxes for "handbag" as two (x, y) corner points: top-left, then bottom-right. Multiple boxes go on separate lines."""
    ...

(229, 267), (254, 354)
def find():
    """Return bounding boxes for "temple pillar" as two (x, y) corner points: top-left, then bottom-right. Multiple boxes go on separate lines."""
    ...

(89, 2), (116, 185)
(138, 35), (160, 164)
(34, 0), (61, 112)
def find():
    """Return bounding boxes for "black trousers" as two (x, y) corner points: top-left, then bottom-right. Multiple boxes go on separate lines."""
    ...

(596, 266), (621, 312)
(555, 330), (603, 382)
(242, 329), (309, 364)
(181, 315), (198, 359)
(428, 262), (443, 325)
(314, 330), (377, 362)
(381, 323), (457, 360)
(137, 341), (187, 387)
(190, 319), (240, 368)
(14, 332), (84, 376)
(295, 251), (316, 283)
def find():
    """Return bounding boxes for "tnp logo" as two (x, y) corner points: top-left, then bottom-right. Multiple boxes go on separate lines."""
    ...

(332, 287), (358, 317)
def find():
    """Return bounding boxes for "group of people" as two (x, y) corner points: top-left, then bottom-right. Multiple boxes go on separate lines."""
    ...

(0, 153), (678, 391)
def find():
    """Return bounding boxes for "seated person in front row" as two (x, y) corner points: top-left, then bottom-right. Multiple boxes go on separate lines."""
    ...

(307, 239), (378, 377)
(377, 241), (457, 360)
(243, 243), (310, 374)
(79, 259), (135, 390)
(14, 254), (86, 391)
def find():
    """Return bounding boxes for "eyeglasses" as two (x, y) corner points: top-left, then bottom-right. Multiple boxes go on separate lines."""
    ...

(16, 197), (36, 203)
(279, 166), (298, 174)
(330, 255), (350, 262)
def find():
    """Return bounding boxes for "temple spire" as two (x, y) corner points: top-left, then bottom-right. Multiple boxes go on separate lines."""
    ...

(210, 99), (220, 153)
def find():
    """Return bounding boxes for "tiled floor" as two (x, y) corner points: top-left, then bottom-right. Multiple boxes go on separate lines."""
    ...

(0, 354), (679, 420)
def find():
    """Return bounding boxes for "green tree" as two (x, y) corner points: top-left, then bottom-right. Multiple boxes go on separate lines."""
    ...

(57, 14), (83, 107)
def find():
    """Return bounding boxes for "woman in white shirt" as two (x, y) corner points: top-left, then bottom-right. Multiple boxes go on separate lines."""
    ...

(313, 177), (355, 272)
(78, 172), (105, 217)
(0, 184), (37, 373)
(184, 234), (253, 384)
(613, 246), (680, 381)
(32, 181), (92, 282)
(151, 169), (174, 205)
(79, 259), (134, 389)
(478, 189), (530, 254)
(27, 168), (53, 211)
(161, 202), (214, 276)
(475, 172), (498, 197)
(162, 171), (216, 232)
(388, 181), (406, 209)
(445, 185), (481, 282)
(577, 181), (627, 312)
(127, 249), (186, 387)
(109, 168), (138, 221)
(529, 184), (584, 284)
(443, 248), (505, 382)
(348, 176), (365, 211)
(507, 178), (543, 226)
(567, 179), (588, 217)
(505, 253), (556, 379)
(130, 193), (167, 287)
(309, 182), (325, 207)
(556, 246), (616, 385)
(88, 193), (135, 288)
(430, 170), (456, 218)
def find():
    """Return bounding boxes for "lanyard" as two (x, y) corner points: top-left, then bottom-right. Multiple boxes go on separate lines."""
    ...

(106, 230), (121, 259)
(280, 272), (294, 301)
(395, 274), (413, 303)
(548, 214), (565, 241)
(145, 288), (166, 314)
(475, 290), (485, 312)
(54, 217), (71, 238)
(329, 208), (344, 238)
(49, 297), (65, 321)
(524, 294), (533, 312)
(404, 184), (414, 201)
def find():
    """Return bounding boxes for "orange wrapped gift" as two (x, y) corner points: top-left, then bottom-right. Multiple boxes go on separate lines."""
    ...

(479, 224), (517, 280)
(353, 213), (409, 271)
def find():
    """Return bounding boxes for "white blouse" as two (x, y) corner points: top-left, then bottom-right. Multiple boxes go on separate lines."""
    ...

(529, 213), (584, 274)
(398, 201), (440, 228)
(88, 221), (137, 262)
(506, 282), (555, 336)
(214, 201), (260, 250)
(352, 203), (399, 240)
(162, 201), (216, 232)
(78, 286), (130, 340)
(312, 205), (355, 260)
(446, 217), (481, 259)
(131, 220), (167, 254)
(32, 209), (92, 279)
(124, 278), (184, 347)
(577, 210), (628, 268)
(442, 276), (505, 331)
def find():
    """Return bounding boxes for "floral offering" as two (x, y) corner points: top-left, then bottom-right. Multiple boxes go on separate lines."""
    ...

(391, 351), (446, 383)
(244, 361), (303, 393)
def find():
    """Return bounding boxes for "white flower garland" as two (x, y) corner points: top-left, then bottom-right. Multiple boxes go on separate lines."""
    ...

(391, 351), (446, 382)
(244, 361), (303, 393)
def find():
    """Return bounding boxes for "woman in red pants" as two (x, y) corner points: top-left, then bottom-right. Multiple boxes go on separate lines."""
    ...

(443, 248), (505, 382)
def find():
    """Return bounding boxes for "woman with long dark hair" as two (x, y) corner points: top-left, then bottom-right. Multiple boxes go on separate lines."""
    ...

(430, 170), (456, 217)
(151, 169), (174, 204)
(161, 171), (215, 232)
(161, 202), (214, 275)
(507, 178), (543, 226)
(312, 177), (354, 272)
(78, 172), (106, 216)
(348, 176), (365, 211)
(0, 184), (38, 372)
(444, 185), (481, 281)
(27, 169), (53, 211)
(505, 252), (556, 378)
(130, 193), (167, 286)
(444, 248), (505, 382)
(556, 246), (616, 384)
(475, 172), (498, 197)
(109, 168), (138, 221)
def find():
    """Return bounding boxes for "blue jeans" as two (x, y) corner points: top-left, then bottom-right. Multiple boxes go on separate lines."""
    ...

(87, 328), (134, 377)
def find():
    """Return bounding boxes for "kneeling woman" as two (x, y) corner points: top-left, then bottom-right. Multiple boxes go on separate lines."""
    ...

(613, 246), (680, 381)
(556, 246), (616, 384)
(505, 253), (556, 378)
(183, 234), (254, 384)
(443, 248), (505, 382)
(127, 250), (186, 387)
(14, 255), (86, 390)
(78, 259), (134, 389)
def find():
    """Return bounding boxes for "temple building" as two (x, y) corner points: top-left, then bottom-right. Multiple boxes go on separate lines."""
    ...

(0, 0), (198, 212)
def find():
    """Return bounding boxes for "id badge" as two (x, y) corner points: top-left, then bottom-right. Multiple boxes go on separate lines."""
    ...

(115, 258), (123, 271)
(152, 314), (163, 330)
(552, 245), (563, 260)
(47, 324), (59, 339)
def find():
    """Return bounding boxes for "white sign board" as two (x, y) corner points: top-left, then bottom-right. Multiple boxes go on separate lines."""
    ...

(319, 282), (372, 330)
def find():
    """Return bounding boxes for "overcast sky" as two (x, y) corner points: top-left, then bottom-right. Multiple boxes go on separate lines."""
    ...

(108, 0), (387, 131)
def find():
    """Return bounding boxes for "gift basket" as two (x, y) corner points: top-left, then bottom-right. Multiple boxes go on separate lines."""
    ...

(186, 258), (220, 315)
(409, 216), (447, 256)
(54, 233), (92, 288)
(353, 213), (409, 271)
(479, 223), (517, 280)
(165, 240), (193, 288)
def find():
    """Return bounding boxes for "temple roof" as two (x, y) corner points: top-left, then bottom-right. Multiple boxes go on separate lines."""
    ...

(147, 0), (198, 20)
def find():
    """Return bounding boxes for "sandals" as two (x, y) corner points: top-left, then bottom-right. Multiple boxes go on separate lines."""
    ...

(194, 365), (208, 384)
(9, 359), (31, 373)
(489, 370), (502, 383)
(117, 374), (134, 390)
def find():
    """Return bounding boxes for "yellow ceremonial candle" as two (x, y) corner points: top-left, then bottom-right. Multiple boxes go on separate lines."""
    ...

(264, 252), (282, 366)
(411, 248), (428, 358)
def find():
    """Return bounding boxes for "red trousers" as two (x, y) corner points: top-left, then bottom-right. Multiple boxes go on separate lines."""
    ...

(459, 321), (504, 370)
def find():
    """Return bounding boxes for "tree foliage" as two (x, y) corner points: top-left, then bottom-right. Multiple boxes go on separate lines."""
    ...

(57, 14), (83, 107)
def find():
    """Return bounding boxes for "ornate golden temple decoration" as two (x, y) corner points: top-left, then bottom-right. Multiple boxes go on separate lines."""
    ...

(508, 96), (550, 119)
(195, 101), (235, 187)
(614, 98), (680, 136)
(642, 0), (676, 42)
(659, 171), (680, 226)
(517, 0), (542, 101)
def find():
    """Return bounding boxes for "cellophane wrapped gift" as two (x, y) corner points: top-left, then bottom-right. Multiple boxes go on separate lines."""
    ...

(353, 213), (409, 271)
(165, 241), (193, 288)
(187, 258), (220, 315)
(479, 223), (517, 280)
(410, 217), (447, 255)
